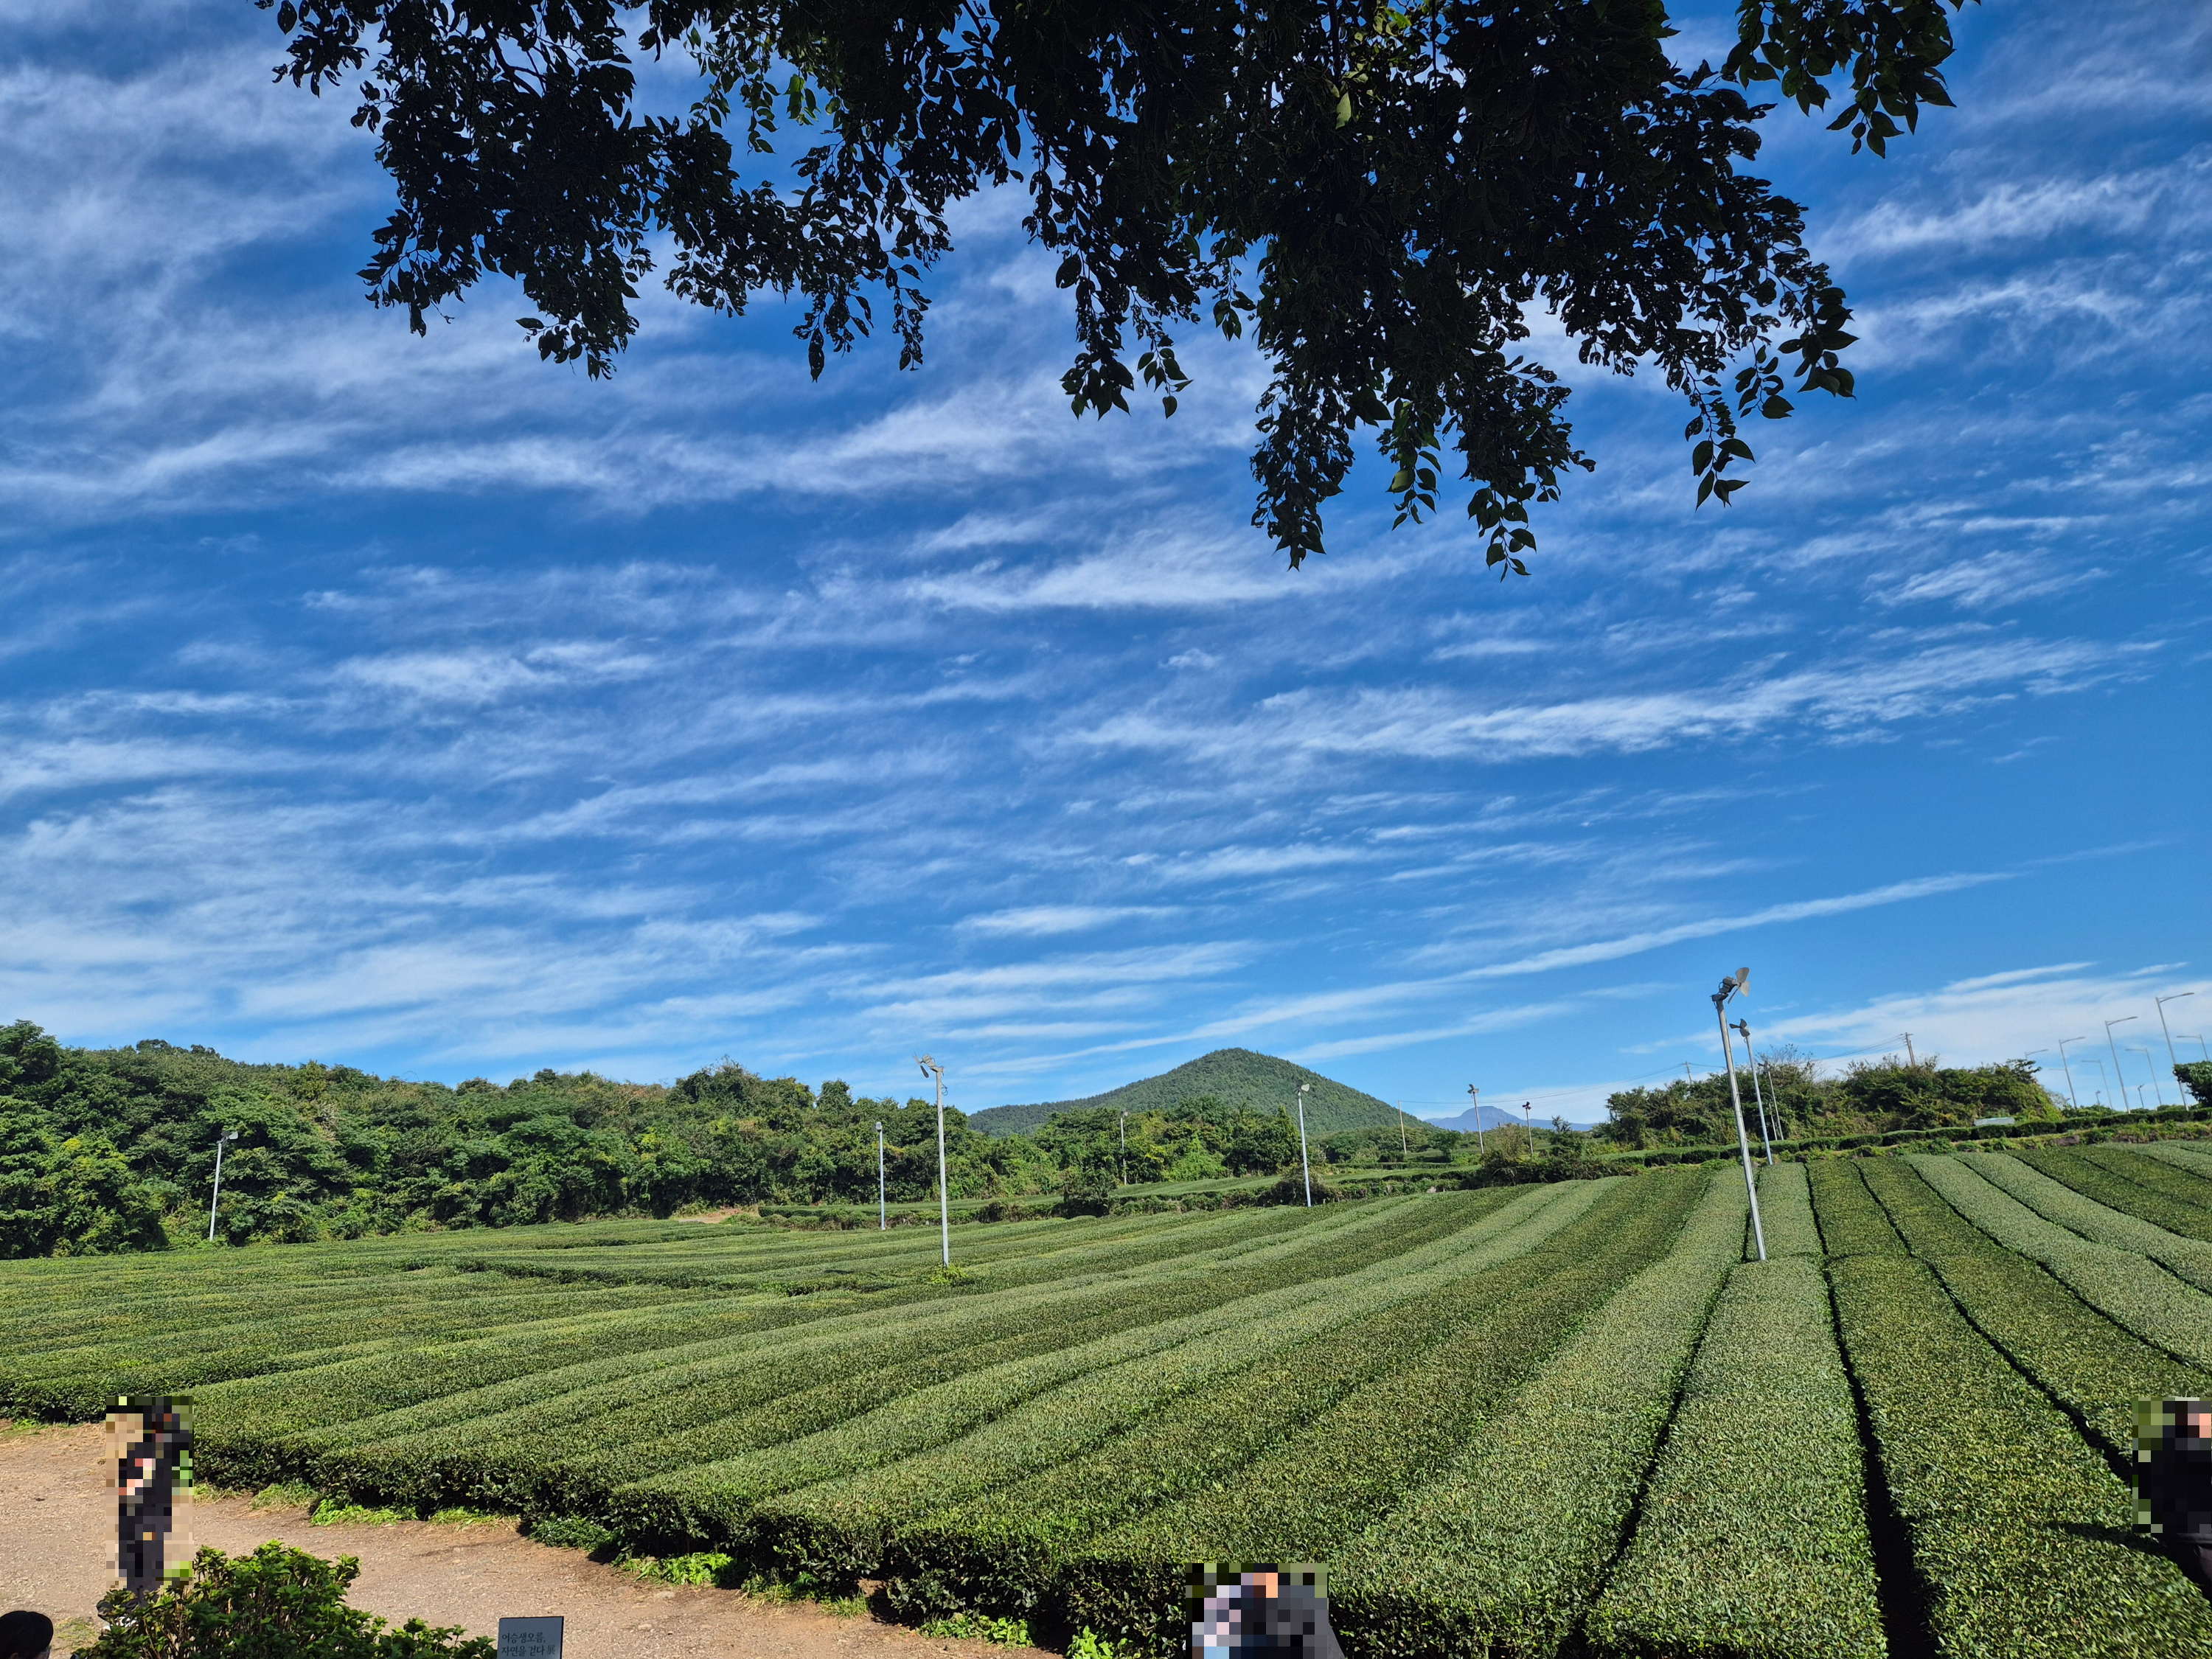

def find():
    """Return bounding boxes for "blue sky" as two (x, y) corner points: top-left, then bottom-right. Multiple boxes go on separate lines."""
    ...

(1, 0), (2206, 1122)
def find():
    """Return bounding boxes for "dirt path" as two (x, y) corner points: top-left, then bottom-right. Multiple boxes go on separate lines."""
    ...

(0, 1424), (1048, 1659)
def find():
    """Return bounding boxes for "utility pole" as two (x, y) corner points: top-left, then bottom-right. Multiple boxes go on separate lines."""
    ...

(1296, 1082), (1313, 1206)
(1899, 1032), (1917, 1068)
(2129, 1048), (2163, 1107)
(876, 1121), (886, 1230)
(916, 1056), (949, 1265)
(1713, 968), (1767, 1263)
(2104, 1017), (2138, 1119)
(1732, 1018), (1775, 1164)
(2055, 1036), (2086, 1109)
(1467, 1085), (1483, 1155)
(206, 1130), (239, 1242)
(2156, 992), (2196, 1088)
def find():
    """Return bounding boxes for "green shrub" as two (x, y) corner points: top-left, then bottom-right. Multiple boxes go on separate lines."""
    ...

(1860, 1158), (2212, 1460)
(1054, 1172), (1711, 1649)
(79, 1542), (494, 1658)
(1829, 1253), (2212, 1657)
(1329, 1168), (1745, 1659)
(2012, 1149), (2212, 1242)
(1584, 1255), (1882, 1659)
(1910, 1156), (2212, 1368)
(1804, 1158), (1904, 1257)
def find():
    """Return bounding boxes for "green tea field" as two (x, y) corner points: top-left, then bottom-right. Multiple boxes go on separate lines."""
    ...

(12, 1142), (2212, 1658)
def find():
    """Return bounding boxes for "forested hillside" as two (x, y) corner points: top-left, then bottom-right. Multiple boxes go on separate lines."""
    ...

(0, 1023), (1321, 1255)
(970, 1048), (1403, 1136)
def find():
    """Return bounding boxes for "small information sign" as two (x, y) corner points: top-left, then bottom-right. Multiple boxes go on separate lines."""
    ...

(497, 1615), (565, 1659)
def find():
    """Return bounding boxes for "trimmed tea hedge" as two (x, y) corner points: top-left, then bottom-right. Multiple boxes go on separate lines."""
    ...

(1329, 1167), (1745, 1659)
(1967, 1153), (2212, 1293)
(1582, 1255), (1882, 1659)
(1910, 1157), (2212, 1368)
(2013, 1147), (2212, 1242)
(1861, 1158), (2212, 1461)
(1829, 1251), (2212, 1657)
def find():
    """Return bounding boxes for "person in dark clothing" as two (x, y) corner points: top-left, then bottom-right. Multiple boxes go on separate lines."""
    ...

(2138, 1397), (2212, 1589)
(1188, 1563), (1345, 1659)
(108, 1395), (192, 1599)
(0, 1610), (54, 1659)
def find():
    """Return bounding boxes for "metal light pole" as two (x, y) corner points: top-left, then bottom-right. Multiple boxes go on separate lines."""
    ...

(1712, 969), (1767, 1263)
(916, 1056), (949, 1265)
(2055, 1036), (2087, 1109)
(2156, 992), (2196, 1088)
(2104, 1017), (2138, 1117)
(206, 1130), (238, 1242)
(1295, 1082), (1313, 1206)
(1731, 1018), (1774, 1164)
(1466, 1085), (1483, 1155)
(2129, 1048), (2163, 1108)
(876, 1121), (886, 1230)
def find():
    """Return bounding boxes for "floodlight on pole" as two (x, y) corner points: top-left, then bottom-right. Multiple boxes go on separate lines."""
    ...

(916, 1055), (949, 1265)
(876, 1121), (886, 1230)
(1295, 1082), (1313, 1207)
(1731, 1018), (1774, 1165)
(1467, 1085), (1483, 1155)
(2054, 1037), (2086, 1110)
(2155, 992), (2196, 1087)
(1712, 967), (1767, 1263)
(2129, 1047), (2163, 1108)
(206, 1129), (239, 1242)
(2104, 1017), (2138, 1119)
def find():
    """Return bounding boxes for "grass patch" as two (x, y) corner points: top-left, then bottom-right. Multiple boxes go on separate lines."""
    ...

(922, 1612), (1035, 1645)
(309, 1498), (411, 1526)
(250, 1481), (319, 1512)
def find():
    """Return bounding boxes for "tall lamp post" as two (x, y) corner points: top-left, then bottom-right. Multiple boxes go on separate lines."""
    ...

(2156, 992), (2196, 1089)
(206, 1129), (239, 1242)
(1731, 1018), (1775, 1165)
(2104, 1017), (2138, 1117)
(1712, 968), (1767, 1264)
(1466, 1085), (1483, 1155)
(1295, 1082), (1314, 1206)
(876, 1121), (886, 1230)
(2129, 1048), (2163, 1108)
(915, 1055), (949, 1265)
(2054, 1037), (2087, 1110)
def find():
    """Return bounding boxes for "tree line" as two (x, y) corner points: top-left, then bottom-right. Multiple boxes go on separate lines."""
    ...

(0, 1023), (1331, 1255)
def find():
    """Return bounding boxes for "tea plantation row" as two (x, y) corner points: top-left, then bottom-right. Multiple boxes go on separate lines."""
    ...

(6, 1142), (2212, 1656)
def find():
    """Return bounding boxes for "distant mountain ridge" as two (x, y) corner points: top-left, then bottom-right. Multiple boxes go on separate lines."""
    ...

(970, 1048), (1408, 1137)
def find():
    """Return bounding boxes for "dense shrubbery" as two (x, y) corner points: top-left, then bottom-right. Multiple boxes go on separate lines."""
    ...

(1598, 1047), (2058, 1149)
(83, 1542), (493, 1658)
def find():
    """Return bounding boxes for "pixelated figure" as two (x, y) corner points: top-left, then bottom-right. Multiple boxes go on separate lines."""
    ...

(2137, 1397), (2212, 1586)
(105, 1394), (192, 1599)
(1186, 1562), (1344, 1659)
